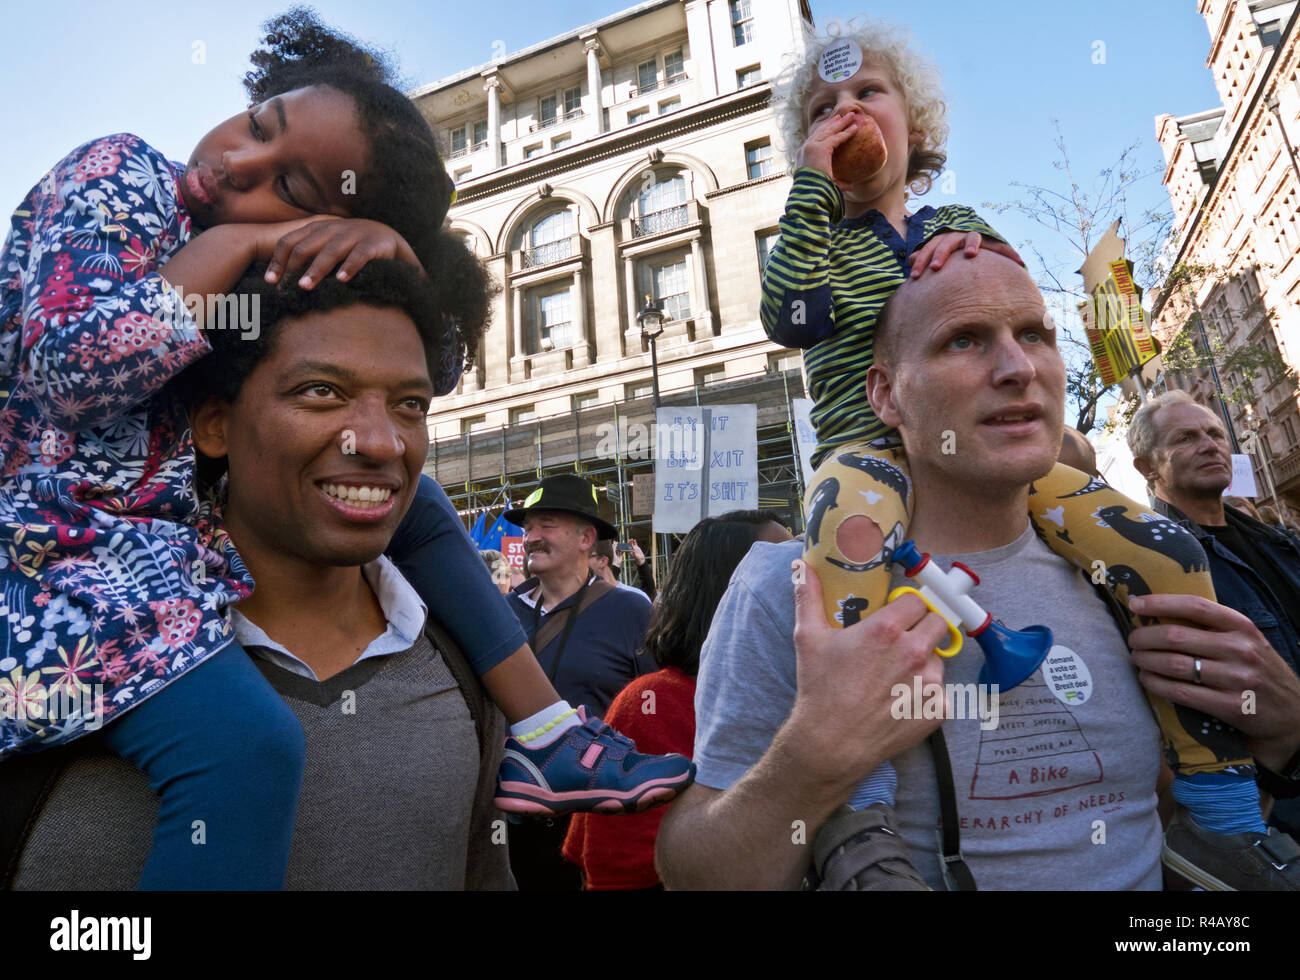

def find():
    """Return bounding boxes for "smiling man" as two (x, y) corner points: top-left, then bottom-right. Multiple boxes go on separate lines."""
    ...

(7, 261), (511, 890)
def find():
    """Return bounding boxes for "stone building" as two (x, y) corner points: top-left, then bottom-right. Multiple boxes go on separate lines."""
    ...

(409, 0), (816, 552)
(1151, 0), (1300, 518)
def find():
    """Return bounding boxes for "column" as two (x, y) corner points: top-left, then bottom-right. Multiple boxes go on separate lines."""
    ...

(573, 266), (589, 367)
(483, 73), (502, 169)
(624, 257), (639, 352)
(690, 236), (714, 336)
(684, 0), (718, 99)
(582, 35), (605, 136)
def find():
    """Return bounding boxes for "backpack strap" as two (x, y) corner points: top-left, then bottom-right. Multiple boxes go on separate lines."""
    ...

(1, 742), (79, 890)
(928, 728), (978, 891)
(529, 579), (615, 656)
(423, 617), (490, 758)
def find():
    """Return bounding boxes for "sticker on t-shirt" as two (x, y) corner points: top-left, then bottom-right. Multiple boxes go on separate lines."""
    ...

(1042, 645), (1093, 706)
(818, 39), (863, 83)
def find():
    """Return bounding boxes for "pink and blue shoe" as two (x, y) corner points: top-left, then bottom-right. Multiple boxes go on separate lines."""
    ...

(494, 708), (695, 816)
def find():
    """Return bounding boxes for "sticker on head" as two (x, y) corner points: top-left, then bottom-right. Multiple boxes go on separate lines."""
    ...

(818, 39), (864, 83)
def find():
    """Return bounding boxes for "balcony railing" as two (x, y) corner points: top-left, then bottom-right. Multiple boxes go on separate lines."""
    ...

(632, 205), (689, 238)
(521, 237), (575, 268)
(530, 109), (584, 134)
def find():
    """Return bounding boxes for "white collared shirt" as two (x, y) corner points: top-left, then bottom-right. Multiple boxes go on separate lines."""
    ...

(230, 555), (428, 681)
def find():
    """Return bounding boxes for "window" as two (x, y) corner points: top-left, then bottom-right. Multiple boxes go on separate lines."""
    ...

(729, 0), (754, 46)
(756, 229), (780, 270)
(637, 59), (659, 93)
(532, 285), (576, 351)
(454, 167), (472, 184)
(564, 86), (582, 118)
(449, 120), (486, 158)
(664, 49), (685, 83)
(1282, 416), (1298, 450)
(625, 381), (653, 400)
(552, 133), (572, 151)
(639, 173), (686, 217)
(659, 97), (681, 115)
(648, 256), (690, 322)
(539, 94), (558, 128)
(524, 143), (543, 160)
(510, 405), (537, 425)
(462, 415), (490, 435)
(573, 390), (600, 411)
(628, 107), (650, 125)
(746, 139), (774, 179)
(737, 65), (761, 88)
(695, 364), (726, 387)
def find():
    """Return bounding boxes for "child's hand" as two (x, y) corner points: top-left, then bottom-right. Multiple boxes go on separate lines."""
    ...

(260, 218), (423, 289)
(796, 112), (861, 182)
(907, 232), (1024, 280)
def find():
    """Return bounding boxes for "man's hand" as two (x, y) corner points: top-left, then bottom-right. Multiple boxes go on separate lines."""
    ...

(1128, 593), (1300, 771)
(787, 560), (949, 791)
(628, 540), (647, 566)
(907, 232), (1024, 280)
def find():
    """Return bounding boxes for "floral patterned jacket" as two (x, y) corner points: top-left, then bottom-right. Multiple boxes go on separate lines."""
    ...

(0, 134), (251, 756)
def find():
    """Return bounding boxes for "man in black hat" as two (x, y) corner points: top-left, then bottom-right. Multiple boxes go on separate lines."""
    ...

(501, 474), (660, 888)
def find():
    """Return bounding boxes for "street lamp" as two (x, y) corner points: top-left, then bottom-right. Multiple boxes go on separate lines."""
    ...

(637, 294), (665, 408)
(636, 294), (670, 569)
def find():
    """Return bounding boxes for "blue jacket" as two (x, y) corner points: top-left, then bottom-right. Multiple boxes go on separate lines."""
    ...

(1152, 497), (1300, 677)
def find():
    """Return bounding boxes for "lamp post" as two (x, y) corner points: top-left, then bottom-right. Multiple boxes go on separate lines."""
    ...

(637, 294), (665, 408)
(636, 295), (669, 570)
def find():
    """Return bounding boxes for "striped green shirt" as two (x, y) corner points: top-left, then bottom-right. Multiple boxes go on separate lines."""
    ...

(761, 168), (1004, 466)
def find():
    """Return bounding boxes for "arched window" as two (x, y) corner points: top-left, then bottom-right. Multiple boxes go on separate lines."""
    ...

(636, 173), (687, 235)
(524, 207), (575, 266)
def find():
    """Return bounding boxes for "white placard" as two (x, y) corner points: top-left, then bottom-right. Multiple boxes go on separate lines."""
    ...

(1223, 453), (1258, 497)
(653, 405), (758, 533)
(792, 397), (817, 487)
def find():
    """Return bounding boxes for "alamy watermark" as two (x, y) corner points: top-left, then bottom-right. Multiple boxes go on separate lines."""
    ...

(1, 682), (105, 731)
(890, 676), (1000, 731)
(156, 286), (262, 340)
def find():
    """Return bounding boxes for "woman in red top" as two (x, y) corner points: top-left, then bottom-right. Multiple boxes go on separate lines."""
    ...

(563, 511), (793, 889)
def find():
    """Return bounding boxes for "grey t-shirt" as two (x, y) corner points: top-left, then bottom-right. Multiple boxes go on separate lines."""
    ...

(694, 525), (1163, 890)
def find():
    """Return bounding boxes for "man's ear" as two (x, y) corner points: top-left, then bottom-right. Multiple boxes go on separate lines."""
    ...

(1133, 454), (1155, 484)
(866, 363), (903, 429)
(189, 396), (232, 460)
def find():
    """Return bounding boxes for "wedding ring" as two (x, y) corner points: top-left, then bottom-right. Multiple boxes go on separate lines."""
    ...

(1193, 658), (1203, 685)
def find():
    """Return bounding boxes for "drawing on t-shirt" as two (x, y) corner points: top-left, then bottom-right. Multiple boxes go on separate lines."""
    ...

(970, 645), (1102, 800)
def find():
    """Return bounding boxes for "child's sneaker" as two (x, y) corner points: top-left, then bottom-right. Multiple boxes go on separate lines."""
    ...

(1163, 805), (1300, 890)
(494, 707), (695, 816)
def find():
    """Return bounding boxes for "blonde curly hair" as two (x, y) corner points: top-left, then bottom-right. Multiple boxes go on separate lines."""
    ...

(772, 16), (949, 196)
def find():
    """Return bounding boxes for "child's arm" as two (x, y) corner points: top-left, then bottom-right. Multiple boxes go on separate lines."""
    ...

(12, 135), (215, 431)
(759, 167), (845, 350)
(907, 206), (1023, 279)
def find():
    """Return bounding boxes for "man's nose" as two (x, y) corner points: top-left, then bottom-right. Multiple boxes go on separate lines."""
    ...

(341, 403), (406, 461)
(990, 334), (1035, 386)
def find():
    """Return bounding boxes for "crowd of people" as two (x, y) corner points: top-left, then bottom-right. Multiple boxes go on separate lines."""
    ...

(1, 9), (1297, 892)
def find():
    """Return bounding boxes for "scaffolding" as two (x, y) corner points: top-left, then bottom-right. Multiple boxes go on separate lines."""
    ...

(430, 367), (808, 583)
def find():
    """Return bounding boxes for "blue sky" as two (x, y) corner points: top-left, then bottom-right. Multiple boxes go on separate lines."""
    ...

(2, 0), (1219, 330)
